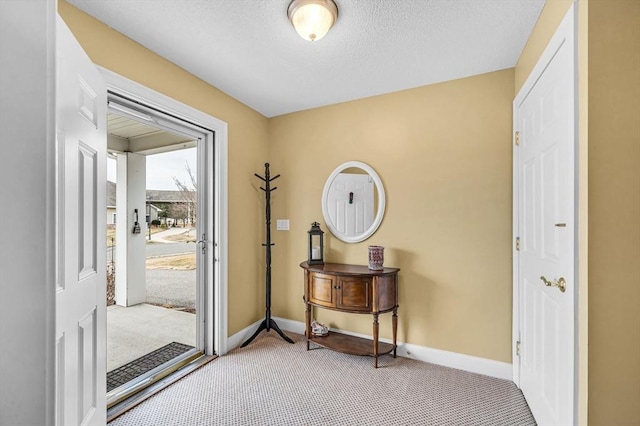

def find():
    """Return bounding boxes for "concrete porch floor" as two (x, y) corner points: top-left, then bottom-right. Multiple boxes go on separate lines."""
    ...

(107, 303), (197, 372)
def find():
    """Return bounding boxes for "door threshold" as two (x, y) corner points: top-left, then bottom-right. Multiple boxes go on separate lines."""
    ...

(107, 354), (217, 422)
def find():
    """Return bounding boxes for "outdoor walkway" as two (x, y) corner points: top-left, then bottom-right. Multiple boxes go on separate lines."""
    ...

(107, 303), (196, 372)
(107, 226), (198, 372)
(149, 226), (196, 243)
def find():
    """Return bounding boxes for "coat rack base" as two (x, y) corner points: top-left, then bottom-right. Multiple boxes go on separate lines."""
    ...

(240, 317), (294, 348)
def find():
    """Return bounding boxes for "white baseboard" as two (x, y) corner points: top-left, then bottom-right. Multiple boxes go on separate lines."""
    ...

(226, 319), (263, 351)
(397, 341), (512, 381)
(226, 317), (305, 351)
(271, 317), (306, 335)
(227, 317), (512, 381)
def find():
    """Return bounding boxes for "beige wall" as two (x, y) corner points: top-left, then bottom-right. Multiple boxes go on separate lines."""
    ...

(515, 0), (573, 93)
(587, 1), (640, 424)
(59, 1), (269, 336)
(269, 69), (515, 362)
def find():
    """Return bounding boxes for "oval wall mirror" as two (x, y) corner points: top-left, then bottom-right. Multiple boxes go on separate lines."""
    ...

(321, 161), (386, 243)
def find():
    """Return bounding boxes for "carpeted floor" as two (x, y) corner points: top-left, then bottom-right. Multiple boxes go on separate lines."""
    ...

(109, 332), (536, 425)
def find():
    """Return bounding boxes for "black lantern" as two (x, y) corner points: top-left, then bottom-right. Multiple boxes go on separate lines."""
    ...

(307, 222), (324, 265)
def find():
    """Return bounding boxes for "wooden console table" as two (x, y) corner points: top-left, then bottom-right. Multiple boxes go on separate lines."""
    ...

(300, 262), (399, 368)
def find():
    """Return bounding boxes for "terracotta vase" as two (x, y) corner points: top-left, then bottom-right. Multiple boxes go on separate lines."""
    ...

(368, 245), (384, 270)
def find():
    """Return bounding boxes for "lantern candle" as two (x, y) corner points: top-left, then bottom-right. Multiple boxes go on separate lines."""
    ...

(307, 222), (325, 265)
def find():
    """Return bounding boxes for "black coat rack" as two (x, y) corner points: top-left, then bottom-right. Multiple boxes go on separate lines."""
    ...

(241, 163), (294, 347)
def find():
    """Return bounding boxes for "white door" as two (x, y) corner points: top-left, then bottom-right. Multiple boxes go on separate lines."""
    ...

(326, 173), (374, 236)
(56, 17), (107, 426)
(513, 6), (576, 426)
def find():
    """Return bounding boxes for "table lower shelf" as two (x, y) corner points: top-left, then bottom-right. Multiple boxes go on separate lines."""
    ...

(308, 331), (395, 357)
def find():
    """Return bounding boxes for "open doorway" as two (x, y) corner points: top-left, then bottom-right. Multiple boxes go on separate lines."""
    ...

(51, 22), (227, 421)
(104, 97), (210, 407)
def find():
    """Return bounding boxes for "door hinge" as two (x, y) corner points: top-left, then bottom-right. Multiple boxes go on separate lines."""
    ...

(515, 237), (520, 251)
(515, 131), (520, 146)
(516, 341), (521, 356)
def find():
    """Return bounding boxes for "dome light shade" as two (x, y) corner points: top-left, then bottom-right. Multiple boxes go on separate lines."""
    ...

(287, 0), (338, 42)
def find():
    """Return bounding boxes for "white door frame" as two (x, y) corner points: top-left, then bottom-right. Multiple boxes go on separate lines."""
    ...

(512, 2), (579, 423)
(98, 67), (229, 356)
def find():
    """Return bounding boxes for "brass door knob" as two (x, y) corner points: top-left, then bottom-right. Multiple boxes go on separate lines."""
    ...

(540, 276), (566, 293)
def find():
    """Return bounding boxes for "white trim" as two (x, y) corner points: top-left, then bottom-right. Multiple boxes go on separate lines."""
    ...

(395, 341), (512, 381)
(321, 160), (386, 243)
(227, 318), (512, 381)
(226, 319), (264, 351)
(98, 67), (229, 356)
(271, 317), (306, 335)
(46, 3), (58, 422)
(512, 90), (521, 386)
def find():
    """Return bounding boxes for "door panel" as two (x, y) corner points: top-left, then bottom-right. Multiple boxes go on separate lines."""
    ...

(326, 173), (374, 237)
(56, 16), (107, 426)
(521, 278), (536, 374)
(522, 158), (537, 253)
(78, 142), (98, 278)
(514, 6), (575, 426)
(541, 147), (561, 260)
(78, 308), (98, 424)
(55, 334), (66, 426)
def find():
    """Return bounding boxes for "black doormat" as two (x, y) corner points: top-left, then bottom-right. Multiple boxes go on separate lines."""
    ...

(107, 342), (194, 392)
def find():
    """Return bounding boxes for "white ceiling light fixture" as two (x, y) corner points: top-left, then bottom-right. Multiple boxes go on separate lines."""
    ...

(287, 0), (338, 42)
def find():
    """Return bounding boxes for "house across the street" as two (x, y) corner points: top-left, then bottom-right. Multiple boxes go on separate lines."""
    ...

(106, 180), (195, 227)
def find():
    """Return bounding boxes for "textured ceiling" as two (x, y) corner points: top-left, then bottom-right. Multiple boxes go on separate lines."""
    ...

(68, 0), (545, 118)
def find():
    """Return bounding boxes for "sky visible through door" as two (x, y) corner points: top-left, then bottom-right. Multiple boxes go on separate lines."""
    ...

(108, 149), (196, 190)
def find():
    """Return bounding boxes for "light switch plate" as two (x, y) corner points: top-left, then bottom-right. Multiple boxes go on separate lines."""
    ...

(276, 219), (290, 231)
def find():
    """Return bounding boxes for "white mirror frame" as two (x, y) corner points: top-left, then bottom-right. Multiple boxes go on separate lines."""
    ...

(321, 161), (386, 243)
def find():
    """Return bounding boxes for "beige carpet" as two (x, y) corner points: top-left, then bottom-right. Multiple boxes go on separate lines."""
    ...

(109, 332), (535, 425)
